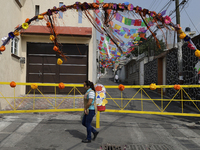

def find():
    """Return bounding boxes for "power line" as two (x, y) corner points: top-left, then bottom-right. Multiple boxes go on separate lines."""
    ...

(149, 0), (156, 10)
(169, 0), (188, 16)
(149, 0), (157, 10)
(153, 0), (163, 12)
(184, 8), (200, 34)
(158, 0), (173, 13)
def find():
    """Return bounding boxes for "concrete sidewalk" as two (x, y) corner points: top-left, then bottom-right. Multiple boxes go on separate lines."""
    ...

(0, 70), (200, 149)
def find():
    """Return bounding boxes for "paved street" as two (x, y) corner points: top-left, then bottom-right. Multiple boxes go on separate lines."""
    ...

(0, 70), (200, 150)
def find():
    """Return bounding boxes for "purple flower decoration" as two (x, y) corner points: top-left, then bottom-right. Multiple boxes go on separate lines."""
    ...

(75, 2), (79, 9)
(113, 4), (117, 10)
(83, 2), (89, 10)
(8, 32), (15, 39)
(53, 6), (58, 14)
(61, 5), (66, 12)
(184, 35), (191, 42)
(48, 9), (52, 15)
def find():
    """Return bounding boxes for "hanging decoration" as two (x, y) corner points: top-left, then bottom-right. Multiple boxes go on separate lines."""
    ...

(58, 82), (65, 89)
(95, 84), (107, 111)
(150, 83), (156, 90)
(31, 83), (38, 90)
(10, 81), (16, 88)
(174, 84), (181, 90)
(0, 2), (199, 61)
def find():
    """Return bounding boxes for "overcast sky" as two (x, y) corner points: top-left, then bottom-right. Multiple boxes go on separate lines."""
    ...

(95, 0), (200, 46)
(98, 0), (200, 34)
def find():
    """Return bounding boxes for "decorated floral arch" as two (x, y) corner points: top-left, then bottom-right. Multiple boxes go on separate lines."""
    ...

(0, 2), (199, 68)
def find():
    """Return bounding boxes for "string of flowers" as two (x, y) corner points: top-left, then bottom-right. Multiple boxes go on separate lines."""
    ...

(0, 2), (199, 58)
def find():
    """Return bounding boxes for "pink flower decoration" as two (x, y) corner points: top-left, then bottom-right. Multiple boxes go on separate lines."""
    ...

(188, 43), (195, 50)
(164, 16), (171, 24)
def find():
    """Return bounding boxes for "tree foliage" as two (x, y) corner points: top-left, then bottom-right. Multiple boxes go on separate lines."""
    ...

(131, 37), (166, 57)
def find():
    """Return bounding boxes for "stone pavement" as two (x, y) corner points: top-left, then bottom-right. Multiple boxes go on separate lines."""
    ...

(0, 70), (200, 149)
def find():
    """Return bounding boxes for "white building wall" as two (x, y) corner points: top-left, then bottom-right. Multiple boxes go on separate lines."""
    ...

(0, 0), (95, 109)
(139, 60), (144, 85)
(21, 0), (93, 28)
(118, 66), (126, 82)
(0, 1), (23, 108)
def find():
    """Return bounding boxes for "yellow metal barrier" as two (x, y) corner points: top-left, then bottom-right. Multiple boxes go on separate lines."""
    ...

(0, 82), (200, 128)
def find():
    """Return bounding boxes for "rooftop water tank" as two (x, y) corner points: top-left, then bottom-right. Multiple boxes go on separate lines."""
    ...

(185, 27), (191, 32)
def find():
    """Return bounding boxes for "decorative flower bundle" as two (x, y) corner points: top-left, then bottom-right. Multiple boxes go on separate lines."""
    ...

(174, 84), (181, 90)
(118, 84), (125, 91)
(58, 82), (65, 89)
(150, 83), (156, 90)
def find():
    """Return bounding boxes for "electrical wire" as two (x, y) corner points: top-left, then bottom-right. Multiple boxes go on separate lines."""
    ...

(170, 0), (189, 20)
(151, 0), (159, 10)
(184, 8), (200, 34)
(149, 0), (157, 10)
(169, 0), (188, 17)
(158, 0), (172, 13)
(153, 0), (163, 12)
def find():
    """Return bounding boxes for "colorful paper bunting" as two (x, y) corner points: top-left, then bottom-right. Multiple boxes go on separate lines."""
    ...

(114, 24), (121, 30)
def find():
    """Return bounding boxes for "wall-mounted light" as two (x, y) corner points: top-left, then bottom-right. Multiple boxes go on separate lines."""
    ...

(20, 57), (25, 64)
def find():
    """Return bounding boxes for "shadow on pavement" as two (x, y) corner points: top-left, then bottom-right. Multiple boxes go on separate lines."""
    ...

(65, 130), (85, 140)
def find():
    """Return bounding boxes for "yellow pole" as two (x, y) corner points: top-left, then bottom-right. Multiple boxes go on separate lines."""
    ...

(141, 88), (143, 111)
(161, 88), (163, 112)
(55, 86), (56, 108)
(33, 89), (35, 110)
(121, 91), (123, 109)
(73, 87), (75, 108)
(14, 88), (16, 110)
(96, 111), (100, 128)
(181, 88), (183, 113)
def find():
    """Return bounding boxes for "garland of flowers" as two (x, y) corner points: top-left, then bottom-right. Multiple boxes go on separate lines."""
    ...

(0, 2), (199, 59)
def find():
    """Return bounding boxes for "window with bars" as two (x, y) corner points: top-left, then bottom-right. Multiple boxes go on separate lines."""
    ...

(35, 5), (39, 22)
(11, 37), (19, 55)
(59, 2), (63, 19)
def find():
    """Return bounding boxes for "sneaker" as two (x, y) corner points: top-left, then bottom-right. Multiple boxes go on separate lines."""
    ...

(93, 131), (99, 141)
(82, 139), (91, 143)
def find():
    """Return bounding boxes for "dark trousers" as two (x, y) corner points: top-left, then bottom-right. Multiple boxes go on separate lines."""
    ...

(82, 110), (97, 140)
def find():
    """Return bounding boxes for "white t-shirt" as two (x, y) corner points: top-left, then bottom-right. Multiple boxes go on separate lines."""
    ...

(88, 90), (95, 99)
(115, 75), (119, 80)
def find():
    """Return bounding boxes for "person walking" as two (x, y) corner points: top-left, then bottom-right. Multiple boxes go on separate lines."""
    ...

(115, 74), (119, 83)
(82, 80), (99, 143)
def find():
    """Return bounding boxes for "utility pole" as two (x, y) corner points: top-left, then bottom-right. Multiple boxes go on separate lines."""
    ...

(175, 0), (183, 84)
(175, 0), (184, 107)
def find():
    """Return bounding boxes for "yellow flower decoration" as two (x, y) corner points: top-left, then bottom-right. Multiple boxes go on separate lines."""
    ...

(38, 15), (44, 20)
(22, 23), (29, 29)
(195, 50), (200, 57)
(102, 99), (108, 106)
(170, 26), (174, 31)
(49, 35), (55, 41)
(14, 30), (20, 36)
(100, 92), (104, 98)
(179, 33), (186, 39)
(150, 83), (156, 90)
(31, 83), (38, 90)
(177, 29), (184, 34)
(57, 58), (63, 65)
